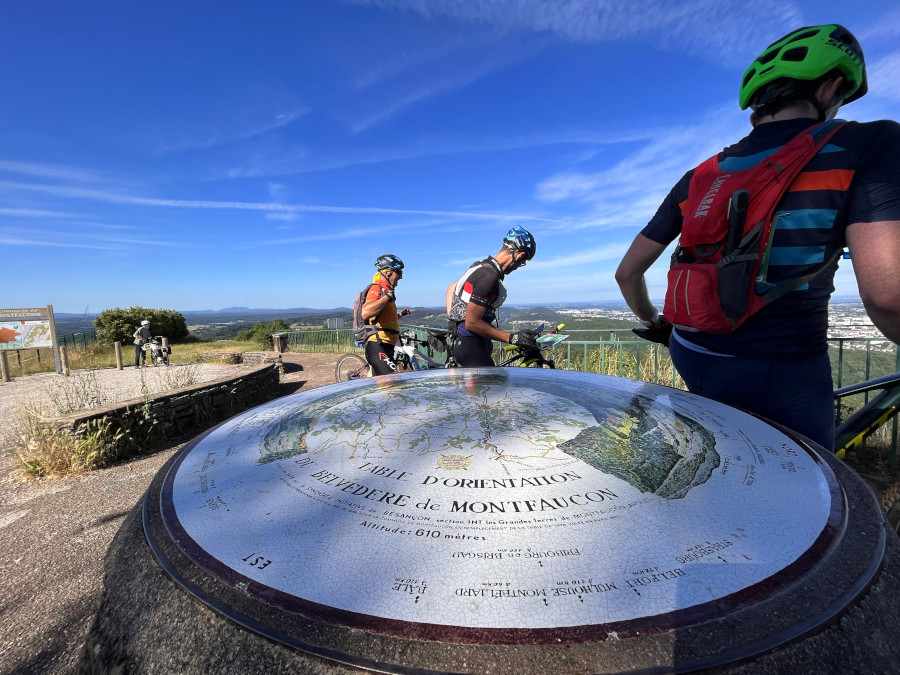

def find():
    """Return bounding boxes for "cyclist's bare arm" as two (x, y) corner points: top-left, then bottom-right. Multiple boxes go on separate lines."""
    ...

(847, 220), (900, 343)
(615, 234), (668, 324)
(361, 288), (393, 322)
(446, 281), (457, 314)
(464, 302), (510, 343)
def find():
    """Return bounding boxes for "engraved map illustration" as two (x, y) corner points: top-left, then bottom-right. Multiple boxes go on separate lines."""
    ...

(166, 369), (837, 631)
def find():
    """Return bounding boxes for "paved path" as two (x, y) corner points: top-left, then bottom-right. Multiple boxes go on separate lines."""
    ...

(0, 352), (341, 675)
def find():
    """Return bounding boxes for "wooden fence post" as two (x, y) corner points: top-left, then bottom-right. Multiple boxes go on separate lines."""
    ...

(114, 341), (123, 370)
(60, 345), (70, 376)
(0, 351), (10, 383)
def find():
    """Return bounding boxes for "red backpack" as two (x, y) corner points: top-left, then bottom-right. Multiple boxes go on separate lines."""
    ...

(663, 120), (847, 333)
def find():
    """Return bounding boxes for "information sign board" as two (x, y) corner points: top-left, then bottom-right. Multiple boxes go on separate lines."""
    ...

(0, 306), (59, 370)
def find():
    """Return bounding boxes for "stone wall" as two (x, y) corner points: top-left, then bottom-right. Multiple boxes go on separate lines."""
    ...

(199, 351), (282, 367)
(241, 351), (282, 367)
(48, 363), (281, 454)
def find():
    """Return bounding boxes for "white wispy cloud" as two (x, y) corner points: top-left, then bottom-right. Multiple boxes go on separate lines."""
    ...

(260, 215), (488, 246)
(349, 40), (545, 133)
(221, 127), (647, 179)
(536, 108), (744, 203)
(0, 207), (81, 218)
(351, 74), (476, 134)
(267, 182), (288, 200)
(0, 179), (559, 224)
(1, 226), (183, 248)
(860, 8), (900, 44)
(527, 243), (631, 270)
(157, 107), (310, 154)
(344, 0), (802, 65)
(70, 221), (137, 230)
(868, 50), (900, 103)
(265, 212), (302, 222)
(0, 160), (106, 183)
(0, 235), (121, 251)
(533, 104), (748, 235)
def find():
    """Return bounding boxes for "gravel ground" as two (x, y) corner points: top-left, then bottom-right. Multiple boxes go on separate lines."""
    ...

(0, 362), (250, 454)
(0, 351), (341, 674)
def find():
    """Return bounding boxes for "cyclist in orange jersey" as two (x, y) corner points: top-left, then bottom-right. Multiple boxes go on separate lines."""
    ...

(361, 254), (406, 375)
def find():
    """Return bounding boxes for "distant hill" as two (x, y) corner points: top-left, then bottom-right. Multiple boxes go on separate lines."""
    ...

(48, 300), (868, 340)
(181, 306), (346, 315)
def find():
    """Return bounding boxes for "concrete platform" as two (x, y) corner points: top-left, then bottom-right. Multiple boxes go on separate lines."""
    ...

(81, 371), (900, 674)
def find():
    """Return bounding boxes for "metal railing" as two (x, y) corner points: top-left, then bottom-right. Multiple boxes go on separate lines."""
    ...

(283, 328), (358, 353)
(57, 330), (98, 350)
(279, 327), (898, 461)
(279, 328), (898, 386)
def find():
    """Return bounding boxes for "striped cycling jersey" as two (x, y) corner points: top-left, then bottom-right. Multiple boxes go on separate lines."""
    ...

(643, 117), (900, 358)
(448, 257), (507, 332)
(715, 133), (852, 294)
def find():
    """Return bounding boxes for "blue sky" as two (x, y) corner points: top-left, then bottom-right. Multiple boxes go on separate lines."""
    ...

(2, 1), (899, 313)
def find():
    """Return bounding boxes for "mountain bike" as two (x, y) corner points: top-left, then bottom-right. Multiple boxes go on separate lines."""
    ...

(142, 336), (170, 366)
(334, 328), (456, 382)
(497, 324), (568, 368)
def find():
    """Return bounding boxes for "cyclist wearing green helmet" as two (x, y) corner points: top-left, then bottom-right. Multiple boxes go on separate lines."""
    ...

(739, 24), (867, 119)
(616, 24), (900, 451)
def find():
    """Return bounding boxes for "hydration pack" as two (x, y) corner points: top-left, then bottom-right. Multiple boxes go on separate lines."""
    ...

(352, 284), (378, 343)
(448, 259), (507, 324)
(663, 120), (846, 334)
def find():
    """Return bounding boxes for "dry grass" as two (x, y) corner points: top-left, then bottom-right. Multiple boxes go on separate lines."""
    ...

(4, 345), (246, 478)
(553, 343), (686, 389)
(13, 414), (122, 477)
(3, 339), (260, 377)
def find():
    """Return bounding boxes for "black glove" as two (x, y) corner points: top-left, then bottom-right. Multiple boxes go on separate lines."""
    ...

(400, 308), (411, 317)
(509, 329), (539, 351)
(382, 289), (395, 301)
(632, 319), (672, 347)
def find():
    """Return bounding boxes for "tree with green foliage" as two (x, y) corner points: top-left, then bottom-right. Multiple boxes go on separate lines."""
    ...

(94, 307), (189, 345)
(235, 319), (292, 349)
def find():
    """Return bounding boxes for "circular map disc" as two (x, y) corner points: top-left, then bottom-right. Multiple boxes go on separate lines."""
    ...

(158, 368), (847, 650)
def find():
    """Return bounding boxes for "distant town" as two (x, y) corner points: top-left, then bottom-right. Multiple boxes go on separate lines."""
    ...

(557, 302), (883, 338)
(551, 302), (891, 352)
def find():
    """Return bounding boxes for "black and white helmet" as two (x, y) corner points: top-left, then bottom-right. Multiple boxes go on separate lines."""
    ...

(375, 254), (404, 273)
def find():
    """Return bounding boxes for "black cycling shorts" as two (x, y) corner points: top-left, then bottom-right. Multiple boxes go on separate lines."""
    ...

(365, 341), (398, 375)
(453, 335), (495, 367)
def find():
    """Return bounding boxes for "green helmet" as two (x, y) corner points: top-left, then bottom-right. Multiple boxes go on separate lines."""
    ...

(739, 24), (867, 111)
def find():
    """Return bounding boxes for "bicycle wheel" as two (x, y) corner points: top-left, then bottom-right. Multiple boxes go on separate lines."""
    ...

(335, 354), (367, 382)
(162, 351), (169, 366)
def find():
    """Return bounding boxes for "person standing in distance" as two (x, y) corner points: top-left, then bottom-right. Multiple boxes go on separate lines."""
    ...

(361, 254), (409, 375)
(133, 319), (152, 367)
(615, 24), (900, 451)
(447, 226), (538, 367)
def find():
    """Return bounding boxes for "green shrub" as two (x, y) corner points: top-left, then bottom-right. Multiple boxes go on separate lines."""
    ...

(93, 306), (189, 345)
(236, 319), (292, 349)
